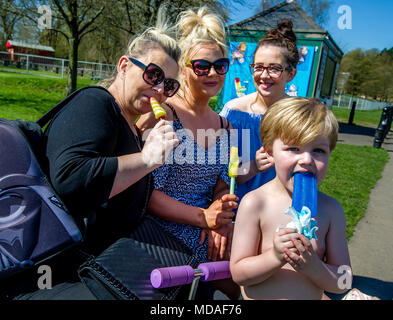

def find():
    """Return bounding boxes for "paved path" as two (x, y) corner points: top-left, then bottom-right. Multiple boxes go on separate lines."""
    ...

(334, 122), (393, 300)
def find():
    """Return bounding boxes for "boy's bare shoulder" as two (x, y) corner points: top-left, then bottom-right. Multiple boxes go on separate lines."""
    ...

(237, 184), (269, 218)
(318, 191), (345, 219)
(319, 192), (342, 209)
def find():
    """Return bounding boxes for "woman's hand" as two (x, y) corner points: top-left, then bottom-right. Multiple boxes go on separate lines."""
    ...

(202, 194), (238, 229)
(254, 146), (273, 173)
(199, 223), (234, 261)
(141, 120), (179, 169)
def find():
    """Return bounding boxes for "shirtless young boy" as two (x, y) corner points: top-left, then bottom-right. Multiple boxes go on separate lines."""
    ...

(230, 97), (352, 300)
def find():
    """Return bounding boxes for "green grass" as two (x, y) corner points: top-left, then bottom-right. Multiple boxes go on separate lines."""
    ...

(332, 106), (383, 127)
(0, 71), (98, 121)
(0, 72), (390, 240)
(319, 144), (389, 239)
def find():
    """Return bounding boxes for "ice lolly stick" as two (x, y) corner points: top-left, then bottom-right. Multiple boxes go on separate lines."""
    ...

(228, 147), (239, 194)
(292, 172), (318, 218)
(150, 97), (166, 120)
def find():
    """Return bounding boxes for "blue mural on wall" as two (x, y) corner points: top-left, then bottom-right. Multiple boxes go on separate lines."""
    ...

(221, 42), (315, 106)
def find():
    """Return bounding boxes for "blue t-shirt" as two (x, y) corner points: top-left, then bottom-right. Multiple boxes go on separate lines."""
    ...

(220, 104), (276, 202)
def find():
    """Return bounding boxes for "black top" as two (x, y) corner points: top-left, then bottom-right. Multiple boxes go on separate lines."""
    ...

(45, 87), (151, 253)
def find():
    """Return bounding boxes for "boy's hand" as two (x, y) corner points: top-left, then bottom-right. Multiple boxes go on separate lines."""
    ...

(255, 146), (273, 173)
(273, 227), (300, 262)
(283, 234), (319, 274)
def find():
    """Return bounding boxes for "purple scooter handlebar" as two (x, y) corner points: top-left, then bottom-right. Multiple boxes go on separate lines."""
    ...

(150, 261), (231, 289)
(198, 261), (231, 282)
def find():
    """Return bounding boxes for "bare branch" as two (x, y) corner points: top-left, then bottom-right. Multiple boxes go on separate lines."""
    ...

(78, 5), (105, 35)
(49, 27), (70, 40)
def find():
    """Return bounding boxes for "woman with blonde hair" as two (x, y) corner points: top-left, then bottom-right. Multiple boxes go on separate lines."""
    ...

(137, 7), (239, 299)
(5, 16), (182, 300)
(46, 24), (181, 255)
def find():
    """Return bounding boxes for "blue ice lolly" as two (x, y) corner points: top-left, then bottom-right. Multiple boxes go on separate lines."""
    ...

(292, 172), (318, 218)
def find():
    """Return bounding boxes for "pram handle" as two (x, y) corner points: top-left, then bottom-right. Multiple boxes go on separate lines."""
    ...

(150, 261), (231, 289)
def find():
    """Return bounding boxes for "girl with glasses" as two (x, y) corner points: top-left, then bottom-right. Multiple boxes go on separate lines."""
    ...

(137, 7), (240, 300)
(219, 19), (298, 204)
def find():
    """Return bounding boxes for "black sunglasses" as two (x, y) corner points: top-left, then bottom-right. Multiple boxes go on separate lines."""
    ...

(186, 58), (230, 76)
(128, 57), (180, 97)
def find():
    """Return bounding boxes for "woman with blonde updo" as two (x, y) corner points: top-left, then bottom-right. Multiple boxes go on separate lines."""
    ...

(137, 7), (240, 299)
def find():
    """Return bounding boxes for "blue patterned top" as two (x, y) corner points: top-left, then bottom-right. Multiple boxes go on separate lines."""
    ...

(152, 107), (231, 263)
(219, 104), (276, 202)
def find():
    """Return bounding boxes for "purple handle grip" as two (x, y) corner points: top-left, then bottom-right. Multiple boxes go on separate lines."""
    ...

(199, 261), (231, 282)
(150, 265), (195, 289)
(292, 172), (317, 218)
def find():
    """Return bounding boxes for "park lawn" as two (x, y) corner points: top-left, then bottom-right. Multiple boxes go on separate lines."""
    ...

(332, 106), (383, 127)
(0, 71), (98, 121)
(319, 144), (389, 239)
(0, 71), (390, 239)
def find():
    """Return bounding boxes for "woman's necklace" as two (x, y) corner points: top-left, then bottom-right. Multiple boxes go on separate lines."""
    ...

(132, 123), (142, 151)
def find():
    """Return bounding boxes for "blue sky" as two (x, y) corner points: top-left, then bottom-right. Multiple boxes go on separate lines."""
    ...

(225, 0), (393, 54)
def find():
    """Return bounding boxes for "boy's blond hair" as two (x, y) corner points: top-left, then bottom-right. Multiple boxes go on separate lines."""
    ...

(260, 97), (338, 151)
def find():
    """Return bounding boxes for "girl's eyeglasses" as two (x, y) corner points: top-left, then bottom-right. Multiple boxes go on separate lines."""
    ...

(249, 64), (293, 79)
(186, 58), (230, 76)
(128, 57), (180, 97)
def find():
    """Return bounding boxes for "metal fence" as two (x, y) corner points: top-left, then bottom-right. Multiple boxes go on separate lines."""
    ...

(333, 93), (387, 111)
(0, 51), (115, 80)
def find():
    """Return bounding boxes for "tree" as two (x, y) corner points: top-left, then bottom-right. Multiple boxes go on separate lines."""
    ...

(256, 0), (332, 27)
(340, 49), (368, 97)
(12, 0), (227, 91)
(89, 0), (228, 64)
(102, 0), (228, 39)
(338, 48), (393, 102)
(16, 0), (105, 94)
(49, 0), (105, 94)
(0, 0), (26, 50)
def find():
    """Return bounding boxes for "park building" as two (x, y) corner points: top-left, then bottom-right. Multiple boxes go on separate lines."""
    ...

(5, 40), (55, 60)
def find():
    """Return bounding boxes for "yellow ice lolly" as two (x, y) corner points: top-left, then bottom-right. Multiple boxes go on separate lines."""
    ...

(228, 146), (239, 194)
(150, 97), (167, 120)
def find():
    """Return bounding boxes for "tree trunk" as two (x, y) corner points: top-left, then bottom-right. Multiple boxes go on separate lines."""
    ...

(67, 36), (79, 95)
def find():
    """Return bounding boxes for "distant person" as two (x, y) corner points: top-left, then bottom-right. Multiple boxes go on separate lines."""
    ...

(230, 97), (356, 299)
(220, 19), (298, 202)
